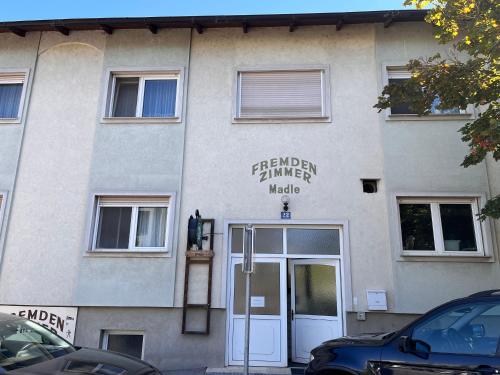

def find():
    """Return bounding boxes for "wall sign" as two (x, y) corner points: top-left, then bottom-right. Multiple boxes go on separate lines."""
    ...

(251, 157), (317, 194)
(0, 305), (78, 343)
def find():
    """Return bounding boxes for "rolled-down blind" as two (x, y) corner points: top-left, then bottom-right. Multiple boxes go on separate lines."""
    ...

(98, 195), (170, 205)
(239, 70), (324, 118)
(0, 73), (25, 84)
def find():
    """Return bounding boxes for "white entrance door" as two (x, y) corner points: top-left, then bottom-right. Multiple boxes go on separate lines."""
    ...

(228, 257), (287, 367)
(290, 259), (343, 363)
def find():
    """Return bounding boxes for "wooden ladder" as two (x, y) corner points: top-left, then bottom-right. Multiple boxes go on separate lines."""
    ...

(181, 218), (214, 335)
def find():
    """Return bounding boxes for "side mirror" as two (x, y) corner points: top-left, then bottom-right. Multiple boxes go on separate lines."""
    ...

(413, 339), (431, 359)
(398, 336), (431, 359)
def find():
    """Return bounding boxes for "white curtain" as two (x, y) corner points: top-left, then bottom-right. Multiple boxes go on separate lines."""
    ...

(142, 79), (177, 117)
(0, 83), (23, 118)
(136, 207), (167, 247)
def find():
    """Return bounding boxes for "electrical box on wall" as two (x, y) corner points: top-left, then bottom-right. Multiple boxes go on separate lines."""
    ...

(366, 290), (387, 311)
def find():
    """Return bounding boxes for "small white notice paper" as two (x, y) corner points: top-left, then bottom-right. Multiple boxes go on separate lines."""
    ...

(251, 296), (265, 308)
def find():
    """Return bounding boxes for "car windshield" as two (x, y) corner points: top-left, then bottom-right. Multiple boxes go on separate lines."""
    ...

(0, 317), (75, 371)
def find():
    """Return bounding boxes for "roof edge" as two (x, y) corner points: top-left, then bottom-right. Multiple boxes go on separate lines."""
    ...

(0, 9), (428, 35)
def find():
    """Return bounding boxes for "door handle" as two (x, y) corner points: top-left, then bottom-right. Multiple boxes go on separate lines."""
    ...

(291, 309), (294, 320)
(475, 365), (499, 375)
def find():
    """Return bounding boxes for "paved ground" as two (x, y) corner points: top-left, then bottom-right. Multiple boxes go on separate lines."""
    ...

(163, 368), (207, 375)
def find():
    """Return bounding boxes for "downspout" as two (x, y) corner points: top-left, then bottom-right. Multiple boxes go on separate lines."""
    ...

(0, 31), (43, 272)
(173, 27), (194, 307)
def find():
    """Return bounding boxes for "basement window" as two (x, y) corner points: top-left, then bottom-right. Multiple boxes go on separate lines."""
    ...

(101, 331), (144, 359)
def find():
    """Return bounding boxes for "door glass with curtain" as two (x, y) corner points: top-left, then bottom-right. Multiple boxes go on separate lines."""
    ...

(135, 207), (168, 247)
(0, 83), (23, 118)
(142, 79), (177, 117)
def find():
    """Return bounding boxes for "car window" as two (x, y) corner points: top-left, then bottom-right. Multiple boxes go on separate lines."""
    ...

(0, 318), (74, 371)
(412, 301), (500, 356)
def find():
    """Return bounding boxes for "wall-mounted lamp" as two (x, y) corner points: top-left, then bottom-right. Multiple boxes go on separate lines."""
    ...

(281, 195), (290, 212)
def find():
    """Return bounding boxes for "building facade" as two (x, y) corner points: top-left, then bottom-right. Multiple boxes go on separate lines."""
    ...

(0, 11), (499, 371)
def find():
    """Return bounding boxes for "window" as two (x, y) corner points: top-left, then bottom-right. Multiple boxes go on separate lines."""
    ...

(92, 196), (172, 252)
(230, 226), (340, 255)
(412, 301), (500, 355)
(386, 67), (465, 116)
(101, 331), (144, 359)
(235, 68), (330, 121)
(105, 70), (182, 120)
(0, 73), (26, 121)
(398, 197), (484, 256)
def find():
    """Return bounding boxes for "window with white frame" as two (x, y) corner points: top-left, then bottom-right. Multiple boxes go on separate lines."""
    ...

(235, 69), (329, 120)
(386, 67), (466, 116)
(92, 196), (171, 252)
(101, 330), (144, 359)
(397, 197), (484, 256)
(106, 71), (181, 119)
(0, 72), (26, 120)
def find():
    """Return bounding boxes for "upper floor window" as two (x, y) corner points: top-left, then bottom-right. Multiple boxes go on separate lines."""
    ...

(235, 68), (330, 122)
(386, 67), (466, 117)
(397, 196), (485, 256)
(91, 195), (172, 252)
(104, 70), (182, 122)
(0, 72), (26, 121)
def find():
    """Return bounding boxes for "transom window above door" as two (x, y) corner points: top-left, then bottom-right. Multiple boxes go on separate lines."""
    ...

(91, 195), (172, 252)
(234, 68), (331, 122)
(103, 69), (183, 122)
(230, 226), (340, 256)
(397, 197), (485, 256)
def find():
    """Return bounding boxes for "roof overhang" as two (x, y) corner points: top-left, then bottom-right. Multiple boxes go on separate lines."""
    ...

(0, 9), (428, 37)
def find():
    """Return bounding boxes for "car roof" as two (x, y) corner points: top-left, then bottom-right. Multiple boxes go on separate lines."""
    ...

(468, 289), (500, 298)
(0, 312), (22, 322)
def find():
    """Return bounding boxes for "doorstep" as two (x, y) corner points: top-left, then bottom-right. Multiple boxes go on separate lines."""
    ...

(206, 367), (291, 375)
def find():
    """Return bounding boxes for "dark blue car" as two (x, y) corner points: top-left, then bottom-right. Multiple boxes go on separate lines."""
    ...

(306, 290), (500, 375)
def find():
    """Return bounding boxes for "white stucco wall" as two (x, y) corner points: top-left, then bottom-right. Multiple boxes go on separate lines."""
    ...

(0, 32), (40, 272)
(0, 31), (105, 305)
(375, 22), (500, 313)
(176, 24), (395, 312)
(73, 29), (191, 307)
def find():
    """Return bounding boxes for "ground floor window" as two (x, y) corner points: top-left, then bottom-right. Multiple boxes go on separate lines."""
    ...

(397, 196), (484, 256)
(101, 330), (144, 359)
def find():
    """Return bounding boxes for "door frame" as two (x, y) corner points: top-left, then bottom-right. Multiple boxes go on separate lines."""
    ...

(227, 257), (288, 367)
(223, 219), (352, 367)
(290, 258), (343, 363)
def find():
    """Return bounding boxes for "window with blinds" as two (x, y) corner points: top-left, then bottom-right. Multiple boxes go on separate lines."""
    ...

(0, 72), (26, 120)
(236, 69), (328, 120)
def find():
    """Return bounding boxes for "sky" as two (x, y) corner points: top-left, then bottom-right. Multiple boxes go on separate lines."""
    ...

(0, 0), (410, 22)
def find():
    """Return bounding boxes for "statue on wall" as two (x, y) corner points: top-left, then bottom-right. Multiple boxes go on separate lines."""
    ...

(188, 209), (204, 250)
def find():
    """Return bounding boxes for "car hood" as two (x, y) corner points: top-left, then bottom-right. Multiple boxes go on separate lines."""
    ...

(5, 348), (160, 375)
(321, 332), (391, 347)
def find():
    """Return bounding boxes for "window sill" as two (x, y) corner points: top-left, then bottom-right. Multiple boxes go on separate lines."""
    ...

(101, 117), (181, 125)
(398, 252), (493, 263)
(0, 118), (21, 125)
(233, 116), (331, 124)
(386, 113), (473, 121)
(85, 250), (171, 258)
